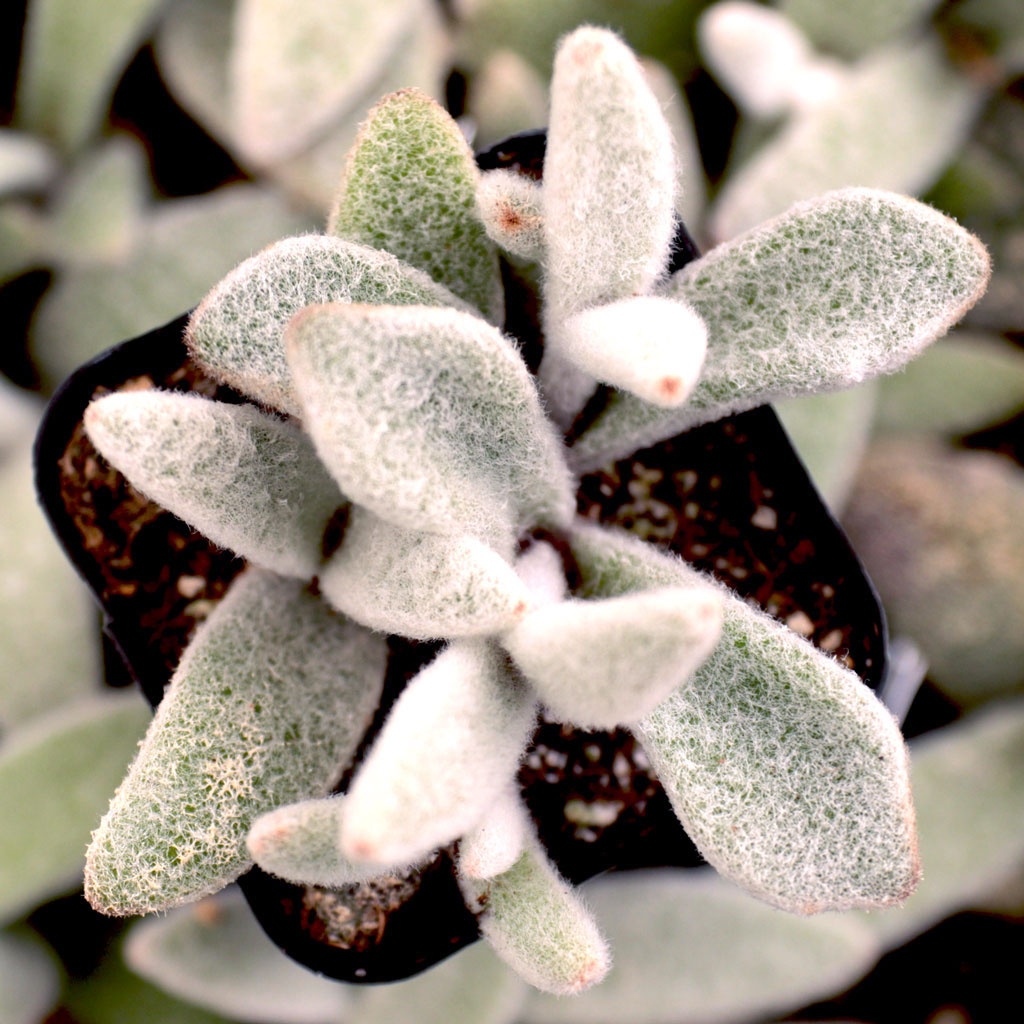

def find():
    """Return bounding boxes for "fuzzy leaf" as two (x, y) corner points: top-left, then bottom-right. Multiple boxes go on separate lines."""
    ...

(328, 89), (502, 323)
(779, 0), (943, 59)
(124, 888), (352, 1023)
(229, 0), (418, 164)
(504, 588), (722, 729)
(458, 786), (530, 881)
(570, 523), (919, 913)
(708, 38), (983, 241)
(775, 382), (878, 511)
(0, 129), (56, 196)
(843, 441), (1024, 704)
(85, 569), (387, 916)
(320, 507), (530, 640)
(0, 438), (99, 731)
(247, 797), (392, 887)
(16, 0), (164, 151)
(542, 26), (675, 323)
(522, 870), (878, 1024)
(874, 332), (1024, 435)
(341, 641), (536, 867)
(698, 2), (843, 120)
(84, 391), (343, 580)
(185, 234), (470, 417)
(470, 50), (548, 149)
(861, 698), (1024, 946)
(355, 940), (527, 1024)
(0, 694), (149, 924)
(460, 840), (610, 996)
(0, 931), (61, 1024)
(286, 303), (574, 535)
(571, 188), (991, 470)
(33, 185), (313, 387)
(477, 170), (545, 263)
(556, 296), (708, 408)
(514, 541), (568, 608)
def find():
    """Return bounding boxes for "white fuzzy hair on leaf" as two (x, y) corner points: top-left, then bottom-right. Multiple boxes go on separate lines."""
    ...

(476, 169), (545, 263)
(458, 786), (530, 881)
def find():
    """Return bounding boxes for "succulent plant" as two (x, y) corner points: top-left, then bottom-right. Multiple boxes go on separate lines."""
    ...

(69, 25), (991, 998)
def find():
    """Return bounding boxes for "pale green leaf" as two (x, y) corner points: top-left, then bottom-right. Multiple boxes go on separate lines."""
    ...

(460, 840), (610, 996)
(0, 129), (56, 195)
(570, 523), (919, 913)
(709, 38), (983, 241)
(860, 698), (1024, 946)
(572, 188), (991, 470)
(125, 887), (352, 1023)
(43, 134), (147, 264)
(0, 383), (40, 458)
(0, 694), (149, 924)
(779, 0), (945, 59)
(0, 439), (100, 733)
(354, 939), (527, 1024)
(84, 391), (343, 580)
(229, 0), (421, 165)
(874, 332), (1024, 435)
(16, 0), (164, 151)
(328, 89), (502, 323)
(476, 170), (545, 262)
(185, 234), (471, 417)
(0, 203), (45, 285)
(85, 569), (387, 916)
(775, 381), (878, 511)
(843, 441), (1024, 703)
(469, 49), (548, 149)
(320, 507), (530, 640)
(286, 303), (574, 536)
(0, 931), (61, 1024)
(458, 787), (529, 881)
(521, 870), (878, 1024)
(503, 587), (722, 729)
(32, 184), (314, 387)
(341, 641), (536, 867)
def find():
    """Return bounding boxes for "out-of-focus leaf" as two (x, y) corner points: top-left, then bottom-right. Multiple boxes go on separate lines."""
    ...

(352, 941), (526, 1023)
(0, 383), (40, 457)
(0, 693), (150, 924)
(776, 381), (878, 511)
(521, 870), (878, 1024)
(0, 930), (61, 1024)
(0, 205), (44, 285)
(943, 0), (1024, 75)
(0, 129), (56, 196)
(125, 887), (352, 1024)
(709, 38), (983, 242)
(779, 0), (943, 59)
(43, 135), (148, 264)
(874, 332), (1024, 435)
(65, 948), (233, 1024)
(16, 0), (165, 152)
(469, 50), (548, 149)
(0, 437), (99, 733)
(860, 698), (1024, 946)
(30, 184), (312, 386)
(844, 440), (1024, 703)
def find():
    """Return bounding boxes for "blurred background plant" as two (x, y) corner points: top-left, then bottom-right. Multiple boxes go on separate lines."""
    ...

(1, 0), (1023, 1021)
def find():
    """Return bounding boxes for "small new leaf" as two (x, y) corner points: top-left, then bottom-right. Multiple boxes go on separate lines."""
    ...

(85, 391), (343, 580)
(458, 787), (529, 881)
(476, 169), (545, 262)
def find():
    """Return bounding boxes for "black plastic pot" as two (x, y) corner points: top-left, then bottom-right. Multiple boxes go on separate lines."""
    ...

(33, 133), (889, 984)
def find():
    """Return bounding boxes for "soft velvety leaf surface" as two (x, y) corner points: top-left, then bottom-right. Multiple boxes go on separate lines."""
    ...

(186, 235), (470, 416)
(570, 524), (919, 913)
(476, 170), (545, 262)
(32, 185), (313, 386)
(873, 332), (1024, 435)
(0, 930), (61, 1024)
(287, 303), (574, 536)
(85, 570), (386, 915)
(228, 0), (417, 164)
(843, 441), (1024, 704)
(85, 392), (343, 580)
(16, 0), (164, 151)
(521, 870), (878, 1024)
(572, 188), (991, 470)
(125, 887), (352, 1024)
(328, 89), (502, 323)
(341, 641), (536, 867)
(0, 694), (149, 924)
